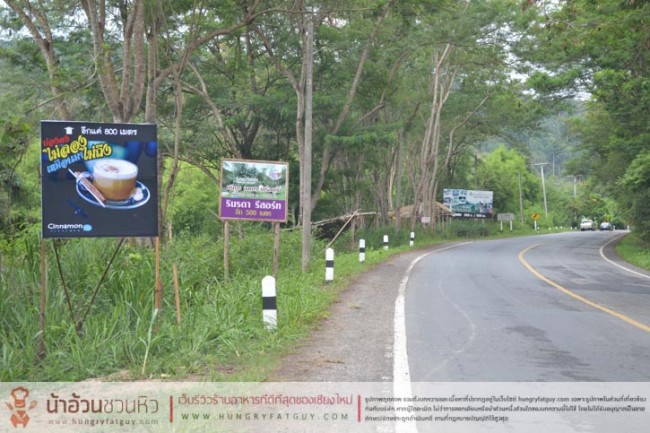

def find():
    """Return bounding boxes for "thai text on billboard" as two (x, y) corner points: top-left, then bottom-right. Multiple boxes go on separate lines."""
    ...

(443, 188), (494, 218)
(41, 121), (158, 238)
(219, 159), (288, 222)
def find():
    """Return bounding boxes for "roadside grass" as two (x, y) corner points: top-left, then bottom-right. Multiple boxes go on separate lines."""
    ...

(0, 220), (568, 382)
(615, 233), (650, 271)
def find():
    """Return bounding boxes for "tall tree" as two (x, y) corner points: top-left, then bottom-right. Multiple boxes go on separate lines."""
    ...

(477, 145), (538, 216)
(399, 0), (521, 229)
(524, 0), (650, 236)
(4, 0), (71, 119)
(1, 0), (261, 239)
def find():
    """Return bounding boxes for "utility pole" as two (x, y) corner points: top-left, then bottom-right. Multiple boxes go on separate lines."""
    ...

(301, 14), (314, 273)
(572, 174), (580, 225)
(518, 172), (524, 224)
(534, 163), (549, 222)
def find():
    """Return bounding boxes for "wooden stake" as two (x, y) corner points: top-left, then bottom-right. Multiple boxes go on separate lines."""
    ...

(38, 239), (46, 361)
(173, 264), (181, 325)
(53, 239), (77, 325)
(155, 237), (162, 310)
(273, 222), (281, 278)
(325, 210), (358, 250)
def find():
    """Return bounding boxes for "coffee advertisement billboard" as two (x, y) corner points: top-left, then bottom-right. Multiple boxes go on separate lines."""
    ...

(219, 159), (288, 222)
(41, 121), (158, 238)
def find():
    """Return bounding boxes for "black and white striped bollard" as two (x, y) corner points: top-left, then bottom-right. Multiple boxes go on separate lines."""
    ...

(383, 235), (389, 250)
(359, 239), (365, 263)
(325, 248), (334, 282)
(262, 276), (277, 330)
(410, 231), (415, 247)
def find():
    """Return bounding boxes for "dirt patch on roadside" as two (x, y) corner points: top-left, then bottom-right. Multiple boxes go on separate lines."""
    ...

(268, 245), (453, 382)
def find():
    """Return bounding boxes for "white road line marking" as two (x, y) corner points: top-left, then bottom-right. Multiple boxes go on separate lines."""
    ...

(599, 232), (650, 280)
(393, 242), (472, 433)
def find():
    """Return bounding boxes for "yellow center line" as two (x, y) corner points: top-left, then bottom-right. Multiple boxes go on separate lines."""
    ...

(518, 244), (650, 334)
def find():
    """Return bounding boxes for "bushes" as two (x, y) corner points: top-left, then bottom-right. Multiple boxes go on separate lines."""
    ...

(444, 220), (493, 238)
(616, 233), (650, 270)
(0, 226), (334, 381)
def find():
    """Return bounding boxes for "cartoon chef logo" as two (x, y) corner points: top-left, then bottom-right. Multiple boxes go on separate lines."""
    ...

(5, 387), (37, 428)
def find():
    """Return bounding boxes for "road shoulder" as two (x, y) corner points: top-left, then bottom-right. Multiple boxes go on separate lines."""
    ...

(268, 245), (455, 382)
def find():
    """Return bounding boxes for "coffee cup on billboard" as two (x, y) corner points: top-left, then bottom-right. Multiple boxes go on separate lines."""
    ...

(92, 158), (138, 201)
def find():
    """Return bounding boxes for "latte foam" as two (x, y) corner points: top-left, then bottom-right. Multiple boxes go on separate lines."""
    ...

(94, 158), (138, 179)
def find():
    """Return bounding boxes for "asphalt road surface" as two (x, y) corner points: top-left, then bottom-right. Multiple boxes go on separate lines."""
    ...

(405, 230), (650, 381)
(271, 231), (650, 382)
(269, 231), (650, 433)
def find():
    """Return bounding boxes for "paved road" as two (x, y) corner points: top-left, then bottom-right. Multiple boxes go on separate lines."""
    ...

(405, 231), (650, 381)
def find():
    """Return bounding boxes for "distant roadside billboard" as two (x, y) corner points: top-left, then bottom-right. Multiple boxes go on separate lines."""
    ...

(443, 189), (494, 219)
(219, 159), (288, 222)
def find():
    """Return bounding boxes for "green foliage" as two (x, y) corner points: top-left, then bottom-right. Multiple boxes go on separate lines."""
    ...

(0, 227), (330, 381)
(0, 121), (40, 237)
(525, 0), (650, 239)
(335, 226), (425, 252)
(167, 163), (221, 237)
(621, 151), (650, 191)
(444, 220), (492, 238)
(619, 152), (650, 236)
(616, 233), (650, 270)
(527, 68), (585, 97)
(622, 190), (650, 242)
(476, 145), (538, 215)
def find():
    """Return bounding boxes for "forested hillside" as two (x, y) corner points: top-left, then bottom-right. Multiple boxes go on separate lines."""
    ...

(1, 0), (646, 244)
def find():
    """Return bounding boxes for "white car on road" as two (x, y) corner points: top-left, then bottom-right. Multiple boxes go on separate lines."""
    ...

(580, 219), (596, 231)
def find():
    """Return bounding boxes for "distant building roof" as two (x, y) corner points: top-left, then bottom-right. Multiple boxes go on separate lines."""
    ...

(390, 203), (453, 219)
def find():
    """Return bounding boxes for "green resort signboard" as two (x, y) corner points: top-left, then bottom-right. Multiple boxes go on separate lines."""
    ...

(219, 159), (288, 223)
(443, 188), (494, 219)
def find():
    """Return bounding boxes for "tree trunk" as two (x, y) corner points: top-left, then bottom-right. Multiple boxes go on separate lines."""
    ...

(310, 0), (396, 213)
(301, 14), (314, 273)
(5, 0), (71, 120)
(411, 44), (455, 231)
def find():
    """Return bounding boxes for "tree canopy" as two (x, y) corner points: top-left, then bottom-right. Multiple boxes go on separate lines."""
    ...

(1, 0), (648, 242)
(523, 0), (650, 237)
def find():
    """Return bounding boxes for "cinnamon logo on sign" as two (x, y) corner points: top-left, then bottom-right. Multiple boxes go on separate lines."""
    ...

(5, 387), (37, 428)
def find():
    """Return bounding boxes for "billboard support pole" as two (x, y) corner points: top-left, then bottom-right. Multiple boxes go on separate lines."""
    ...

(272, 222), (280, 278)
(155, 237), (162, 311)
(46, 237), (128, 341)
(52, 240), (79, 325)
(78, 237), (126, 333)
(38, 239), (47, 361)
(223, 221), (230, 282)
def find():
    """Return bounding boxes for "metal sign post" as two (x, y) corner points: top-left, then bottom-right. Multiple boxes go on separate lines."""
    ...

(532, 212), (540, 232)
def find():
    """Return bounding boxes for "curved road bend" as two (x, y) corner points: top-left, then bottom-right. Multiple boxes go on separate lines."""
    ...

(404, 231), (650, 381)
